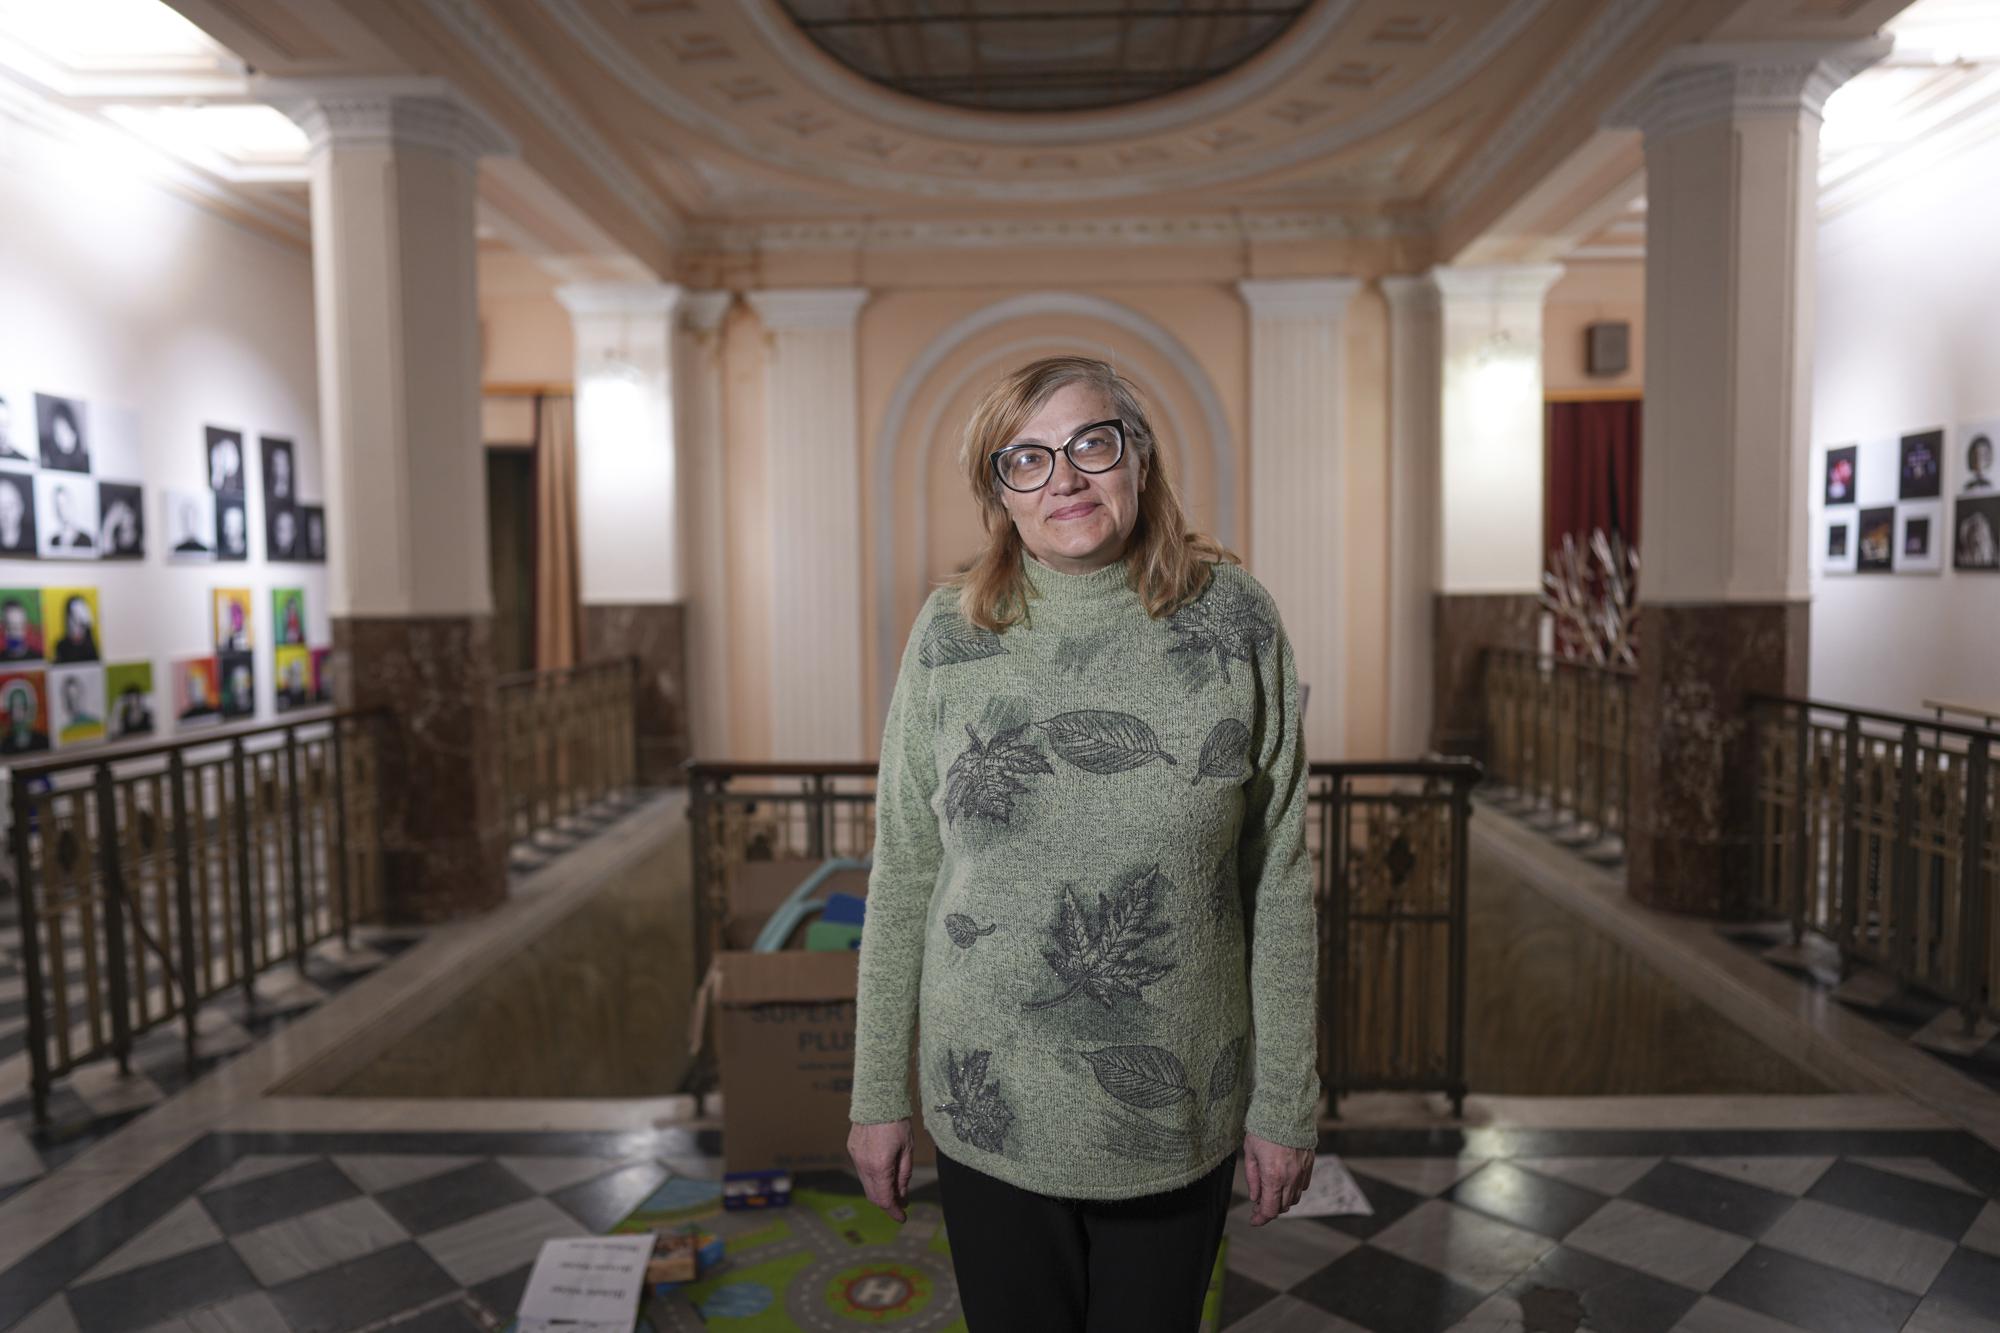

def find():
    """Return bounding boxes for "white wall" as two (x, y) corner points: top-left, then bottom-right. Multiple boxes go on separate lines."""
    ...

(0, 104), (328, 748)
(1810, 132), (2000, 715)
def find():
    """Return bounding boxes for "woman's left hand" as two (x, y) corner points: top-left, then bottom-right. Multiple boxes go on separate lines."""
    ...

(1242, 1132), (1314, 1225)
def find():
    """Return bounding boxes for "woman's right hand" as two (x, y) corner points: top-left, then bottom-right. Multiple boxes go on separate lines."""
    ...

(848, 1118), (914, 1221)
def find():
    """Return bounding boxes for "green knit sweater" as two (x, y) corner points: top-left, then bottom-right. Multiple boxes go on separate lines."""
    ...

(849, 551), (1320, 1200)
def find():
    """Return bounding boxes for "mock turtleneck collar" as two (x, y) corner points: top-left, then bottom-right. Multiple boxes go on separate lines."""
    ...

(1020, 550), (1136, 612)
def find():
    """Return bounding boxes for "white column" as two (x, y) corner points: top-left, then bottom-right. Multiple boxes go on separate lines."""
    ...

(555, 282), (684, 605)
(679, 290), (734, 760)
(745, 288), (870, 761)
(1236, 278), (1360, 762)
(1608, 42), (1885, 603)
(1431, 264), (1564, 597)
(1381, 275), (1442, 758)
(266, 77), (513, 618)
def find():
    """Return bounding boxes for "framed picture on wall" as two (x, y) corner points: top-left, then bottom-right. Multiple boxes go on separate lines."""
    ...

(301, 504), (325, 563)
(261, 435), (297, 561)
(1896, 501), (1942, 574)
(274, 645), (312, 711)
(44, 586), (101, 664)
(1899, 429), (1943, 500)
(0, 589), (43, 662)
(311, 645), (333, 704)
(218, 650), (254, 719)
(0, 470), (38, 558)
(215, 496), (248, 562)
(1857, 506), (1896, 573)
(0, 668), (50, 753)
(49, 664), (104, 747)
(206, 426), (245, 496)
(1955, 494), (2000, 571)
(1822, 514), (1857, 574)
(35, 473), (98, 559)
(0, 392), (31, 463)
(172, 655), (220, 728)
(35, 393), (90, 474)
(1824, 445), (1858, 505)
(1958, 420), (1997, 496)
(212, 587), (252, 654)
(272, 587), (305, 646)
(165, 489), (214, 561)
(105, 661), (156, 740)
(98, 481), (144, 560)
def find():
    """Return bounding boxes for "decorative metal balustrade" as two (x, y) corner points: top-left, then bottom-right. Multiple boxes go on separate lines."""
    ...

(9, 711), (387, 1126)
(686, 756), (1481, 1113)
(498, 658), (640, 843)
(1482, 646), (1634, 849)
(1749, 694), (1998, 1023)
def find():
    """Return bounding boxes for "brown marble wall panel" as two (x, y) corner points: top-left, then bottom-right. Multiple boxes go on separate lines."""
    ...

(1627, 601), (1809, 917)
(1432, 593), (1541, 759)
(583, 602), (689, 785)
(333, 614), (508, 923)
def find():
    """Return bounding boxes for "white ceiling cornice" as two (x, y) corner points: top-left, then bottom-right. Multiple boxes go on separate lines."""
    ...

(681, 211), (1423, 254)
(416, 0), (683, 248)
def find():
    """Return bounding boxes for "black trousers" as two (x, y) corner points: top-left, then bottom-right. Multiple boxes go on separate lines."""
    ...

(934, 1149), (1236, 1332)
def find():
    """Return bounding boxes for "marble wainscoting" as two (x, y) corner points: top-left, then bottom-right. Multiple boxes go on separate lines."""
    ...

(582, 602), (689, 785)
(333, 614), (509, 922)
(1432, 592), (1541, 760)
(1626, 601), (1809, 917)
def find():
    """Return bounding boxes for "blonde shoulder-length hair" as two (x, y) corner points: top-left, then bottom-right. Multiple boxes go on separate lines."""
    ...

(946, 355), (1237, 630)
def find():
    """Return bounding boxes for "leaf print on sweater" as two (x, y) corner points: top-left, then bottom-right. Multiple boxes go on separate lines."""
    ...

(1035, 710), (1178, 774)
(1083, 1044), (1195, 1109)
(1207, 1034), (1246, 1105)
(1204, 848), (1239, 924)
(1167, 583), (1275, 684)
(919, 609), (1007, 668)
(937, 1047), (1013, 1153)
(1022, 865), (1176, 1011)
(945, 913), (998, 948)
(1192, 718), (1252, 785)
(944, 722), (1053, 825)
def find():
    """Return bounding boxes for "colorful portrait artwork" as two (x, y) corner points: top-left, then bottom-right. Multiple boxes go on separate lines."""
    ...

(218, 650), (254, 720)
(311, 646), (333, 704)
(44, 586), (101, 664)
(1857, 506), (1896, 573)
(0, 669), (50, 754)
(173, 656), (220, 728)
(105, 661), (156, 740)
(212, 587), (252, 654)
(272, 587), (306, 647)
(49, 664), (104, 747)
(274, 645), (312, 712)
(1824, 445), (1858, 506)
(1899, 429), (1944, 500)
(0, 588), (43, 662)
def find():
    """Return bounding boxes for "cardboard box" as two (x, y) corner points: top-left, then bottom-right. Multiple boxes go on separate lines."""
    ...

(707, 858), (936, 1174)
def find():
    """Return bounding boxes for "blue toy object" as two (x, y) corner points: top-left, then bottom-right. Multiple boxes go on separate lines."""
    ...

(819, 891), (867, 926)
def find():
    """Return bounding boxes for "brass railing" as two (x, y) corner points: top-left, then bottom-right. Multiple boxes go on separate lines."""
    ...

(1750, 694), (1998, 1023)
(9, 710), (387, 1126)
(1482, 646), (1634, 846)
(498, 658), (640, 842)
(686, 756), (1481, 1113)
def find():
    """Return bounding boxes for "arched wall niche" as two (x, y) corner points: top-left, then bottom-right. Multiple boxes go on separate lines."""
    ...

(863, 290), (1241, 733)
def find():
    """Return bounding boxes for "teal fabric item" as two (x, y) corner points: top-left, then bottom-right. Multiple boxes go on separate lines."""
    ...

(850, 551), (1319, 1200)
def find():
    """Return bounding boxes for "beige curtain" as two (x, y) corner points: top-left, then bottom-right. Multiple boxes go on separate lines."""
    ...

(533, 393), (582, 672)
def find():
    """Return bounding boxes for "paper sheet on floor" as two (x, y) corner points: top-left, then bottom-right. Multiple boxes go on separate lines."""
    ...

(1284, 1154), (1373, 1218)
(517, 1233), (655, 1327)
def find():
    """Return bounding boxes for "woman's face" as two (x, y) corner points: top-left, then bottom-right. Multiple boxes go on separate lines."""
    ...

(995, 382), (1145, 575)
(67, 601), (89, 637)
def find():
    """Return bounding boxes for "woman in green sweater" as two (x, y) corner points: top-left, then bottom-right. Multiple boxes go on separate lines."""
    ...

(848, 355), (1320, 1330)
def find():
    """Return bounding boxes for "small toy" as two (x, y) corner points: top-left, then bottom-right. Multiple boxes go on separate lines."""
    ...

(723, 1168), (793, 1209)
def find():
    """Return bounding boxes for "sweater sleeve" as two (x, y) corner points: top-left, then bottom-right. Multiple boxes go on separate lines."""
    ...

(1237, 592), (1322, 1151)
(849, 591), (947, 1124)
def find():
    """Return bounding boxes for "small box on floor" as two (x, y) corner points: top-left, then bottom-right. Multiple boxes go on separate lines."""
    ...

(722, 1168), (792, 1209)
(646, 1226), (724, 1289)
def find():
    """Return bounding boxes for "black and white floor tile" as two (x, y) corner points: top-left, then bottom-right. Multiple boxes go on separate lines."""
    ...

(0, 1124), (1996, 1331)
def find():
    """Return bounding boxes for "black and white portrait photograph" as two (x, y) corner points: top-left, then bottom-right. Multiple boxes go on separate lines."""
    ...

(97, 481), (144, 560)
(267, 502), (299, 562)
(206, 425), (244, 496)
(1823, 444), (1857, 506)
(0, 471), (38, 558)
(1822, 513), (1855, 575)
(0, 393), (31, 462)
(164, 489), (214, 561)
(1958, 421), (1996, 495)
(1857, 505), (1895, 573)
(262, 435), (296, 560)
(35, 472), (99, 560)
(1956, 495), (2000, 571)
(215, 495), (248, 562)
(35, 393), (90, 474)
(301, 503), (326, 562)
(1898, 429), (1943, 500)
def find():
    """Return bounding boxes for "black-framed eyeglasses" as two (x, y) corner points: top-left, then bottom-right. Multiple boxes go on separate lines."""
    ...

(989, 419), (1126, 493)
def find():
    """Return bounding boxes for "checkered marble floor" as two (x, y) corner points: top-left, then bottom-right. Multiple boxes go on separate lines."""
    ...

(0, 928), (423, 1206)
(1, 1122), (1997, 1331)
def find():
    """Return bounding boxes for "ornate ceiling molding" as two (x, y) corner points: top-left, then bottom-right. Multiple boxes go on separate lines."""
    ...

(685, 210), (1421, 255)
(416, 0), (682, 245)
(260, 75), (516, 165)
(736, 0), (1360, 147)
(1605, 39), (1893, 139)
(539, 0), (1553, 204)
(1434, 0), (1663, 224)
(745, 287), (870, 330)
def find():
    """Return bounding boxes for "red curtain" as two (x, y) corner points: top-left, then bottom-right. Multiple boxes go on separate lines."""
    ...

(1545, 398), (1642, 560)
